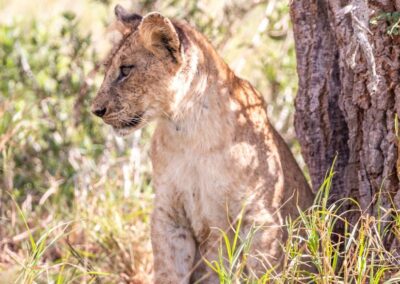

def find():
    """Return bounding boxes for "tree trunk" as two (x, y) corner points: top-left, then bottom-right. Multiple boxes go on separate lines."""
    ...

(290, 0), (400, 236)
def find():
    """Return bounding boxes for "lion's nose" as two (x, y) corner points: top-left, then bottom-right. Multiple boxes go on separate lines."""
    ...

(92, 107), (107, 118)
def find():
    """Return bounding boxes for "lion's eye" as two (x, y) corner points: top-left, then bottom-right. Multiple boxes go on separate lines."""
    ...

(119, 65), (134, 79)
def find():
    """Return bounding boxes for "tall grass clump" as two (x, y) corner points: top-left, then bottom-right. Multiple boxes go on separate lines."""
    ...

(206, 161), (400, 283)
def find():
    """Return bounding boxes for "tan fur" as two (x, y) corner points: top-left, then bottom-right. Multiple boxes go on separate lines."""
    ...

(92, 7), (314, 283)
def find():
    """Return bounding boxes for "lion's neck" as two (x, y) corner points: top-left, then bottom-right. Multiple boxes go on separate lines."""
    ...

(160, 44), (235, 149)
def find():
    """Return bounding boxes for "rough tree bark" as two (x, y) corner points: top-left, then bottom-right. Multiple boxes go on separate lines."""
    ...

(290, 0), (400, 238)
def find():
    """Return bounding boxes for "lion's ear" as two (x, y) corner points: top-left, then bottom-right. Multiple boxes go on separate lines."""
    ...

(139, 12), (182, 66)
(114, 5), (142, 27)
(110, 5), (142, 43)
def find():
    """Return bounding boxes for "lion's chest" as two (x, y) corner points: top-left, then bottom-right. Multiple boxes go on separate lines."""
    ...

(151, 139), (238, 242)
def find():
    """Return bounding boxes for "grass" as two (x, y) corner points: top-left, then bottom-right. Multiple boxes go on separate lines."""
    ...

(1, 177), (154, 283)
(203, 161), (400, 283)
(3, 159), (400, 283)
(203, 207), (257, 283)
(2, 191), (154, 283)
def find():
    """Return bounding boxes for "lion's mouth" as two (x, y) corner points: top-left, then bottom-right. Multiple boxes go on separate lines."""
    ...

(108, 112), (143, 130)
(115, 112), (144, 129)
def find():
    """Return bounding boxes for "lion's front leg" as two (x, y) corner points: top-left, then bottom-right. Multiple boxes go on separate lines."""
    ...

(242, 211), (285, 278)
(151, 201), (196, 284)
(193, 231), (225, 284)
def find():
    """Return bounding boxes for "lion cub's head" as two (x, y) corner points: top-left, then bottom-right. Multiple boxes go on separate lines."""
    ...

(91, 5), (186, 136)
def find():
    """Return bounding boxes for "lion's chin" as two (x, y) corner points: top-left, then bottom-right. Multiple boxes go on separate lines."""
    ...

(112, 126), (136, 137)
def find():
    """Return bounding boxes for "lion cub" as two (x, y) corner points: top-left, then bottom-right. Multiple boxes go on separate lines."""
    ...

(91, 5), (314, 283)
